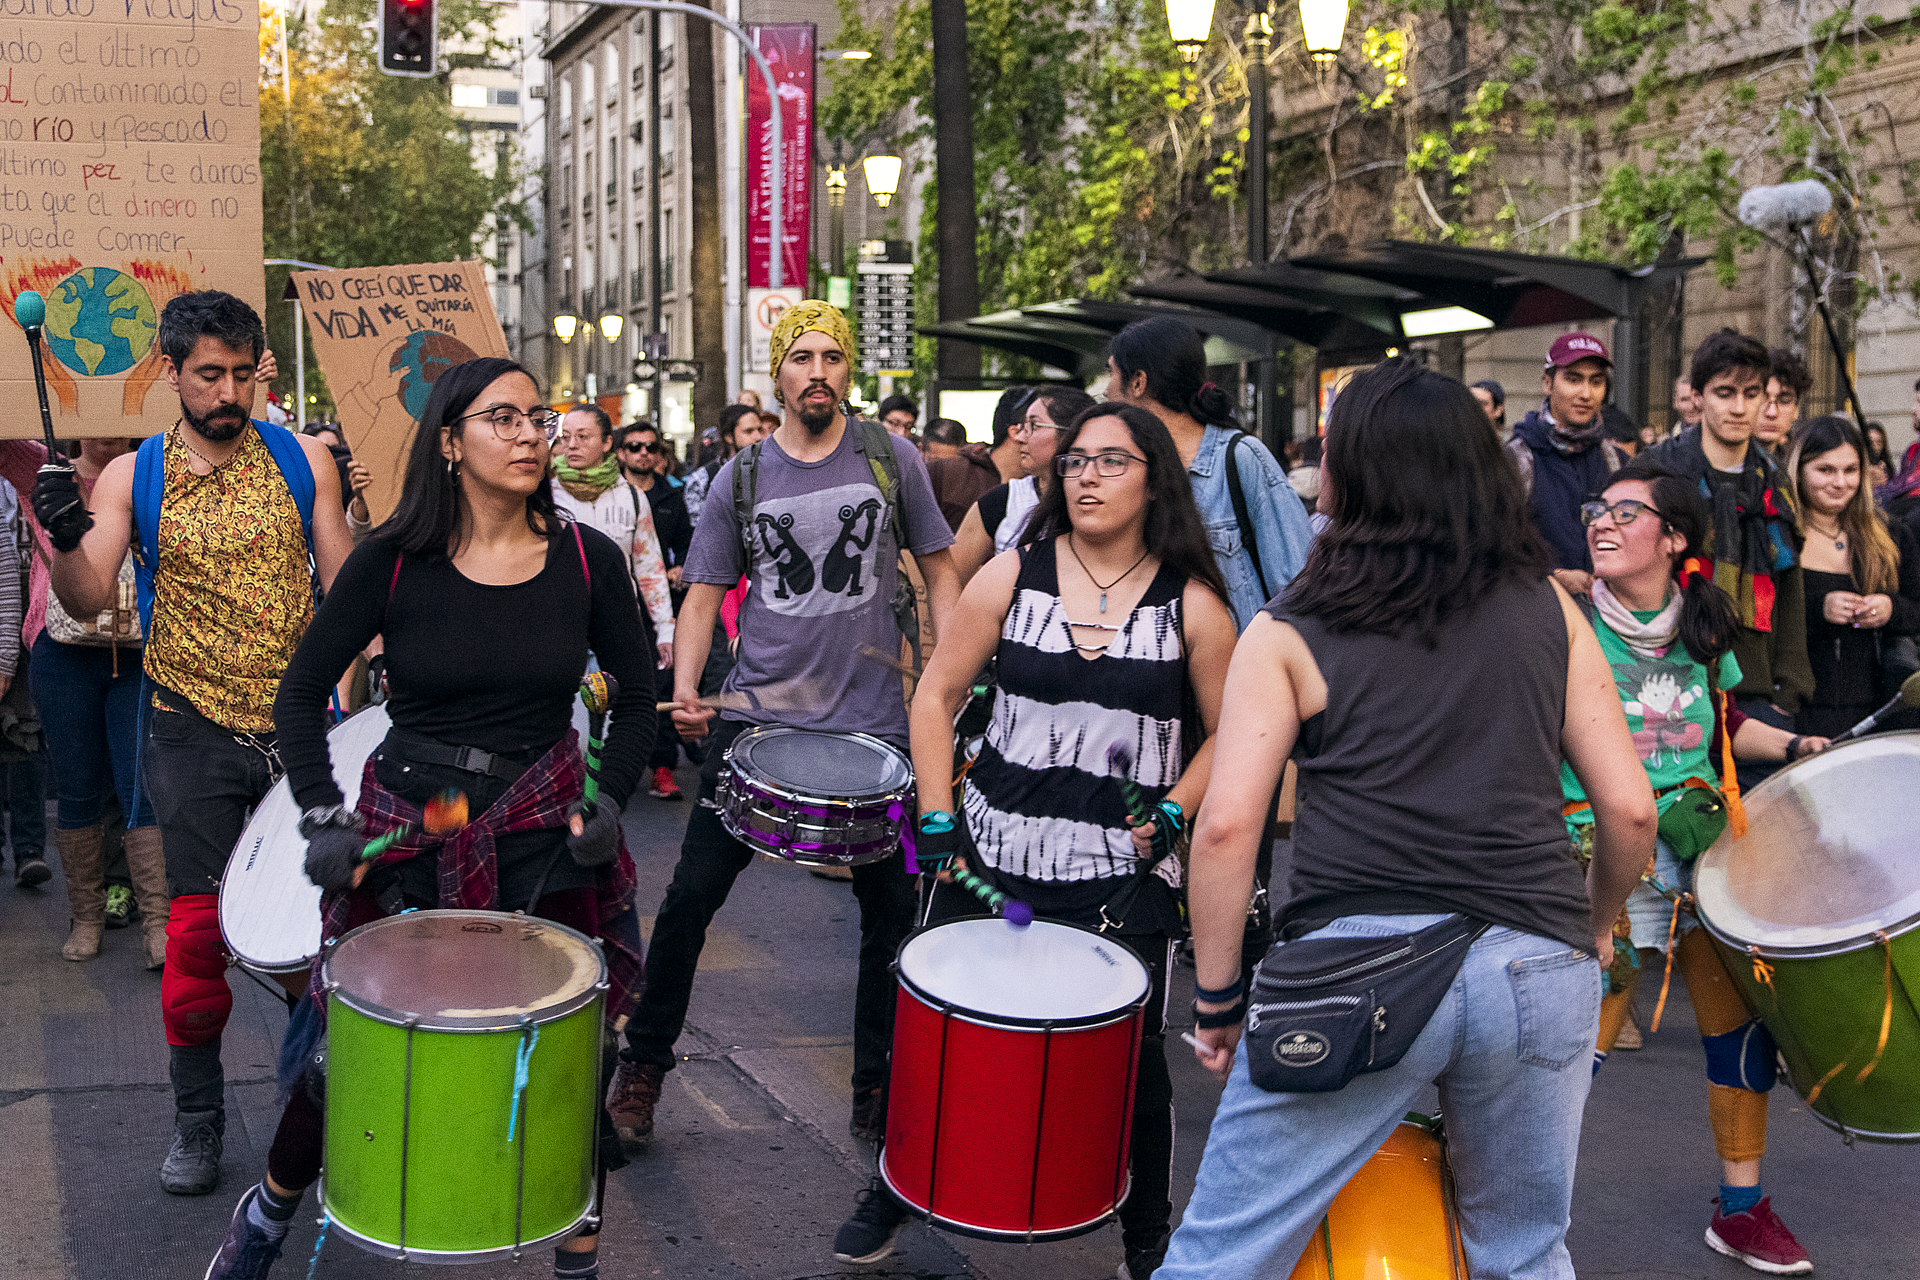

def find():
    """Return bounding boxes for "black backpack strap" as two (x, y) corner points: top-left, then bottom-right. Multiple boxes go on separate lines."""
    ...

(732, 440), (765, 571)
(850, 417), (922, 666)
(978, 484), (1010, 542)
(1224, 432), (1272, 602)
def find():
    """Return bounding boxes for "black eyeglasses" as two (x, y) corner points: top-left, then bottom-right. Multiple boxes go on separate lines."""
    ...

(1580, 499), (1662, 527)
(460, 406), (562, 443)
(1057, 451), (1146, 478)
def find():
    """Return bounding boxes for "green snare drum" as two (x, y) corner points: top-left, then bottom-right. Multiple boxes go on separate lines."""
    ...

(1694, 733), (1920, 1143)
(321, 910), (608, 1260)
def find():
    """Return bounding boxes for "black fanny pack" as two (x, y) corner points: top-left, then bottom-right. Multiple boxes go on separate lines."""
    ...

(1245, 914), (1489, 1093)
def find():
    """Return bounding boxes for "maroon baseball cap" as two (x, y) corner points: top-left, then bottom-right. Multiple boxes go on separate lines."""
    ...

(1545, 332), (1611, 370)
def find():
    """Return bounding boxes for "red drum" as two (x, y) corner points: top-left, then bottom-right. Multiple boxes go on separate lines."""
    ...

(880, 917), (1150, 1241)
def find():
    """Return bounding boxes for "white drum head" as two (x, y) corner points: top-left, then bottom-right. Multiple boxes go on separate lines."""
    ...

(324, 910), (605, 1029)
(220, 706), (394, 972)
(898, 918), (1149, 1023)
(1696, 732), (1920, 956)
(731, 726), (911, 799)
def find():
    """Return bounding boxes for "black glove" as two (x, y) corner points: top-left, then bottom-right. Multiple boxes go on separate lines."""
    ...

(913, 810), (965, 871)
(31, 463), (92, 553)
(300, 806), (365, 893)
(1140, 799), (1184, 864)
(567, 801), (622, 868)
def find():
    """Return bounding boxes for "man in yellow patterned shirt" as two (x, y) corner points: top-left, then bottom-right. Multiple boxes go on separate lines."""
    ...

(38, 291), (353, 1198)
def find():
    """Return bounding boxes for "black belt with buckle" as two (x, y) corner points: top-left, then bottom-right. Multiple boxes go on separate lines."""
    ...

(385, 729), (531, 784)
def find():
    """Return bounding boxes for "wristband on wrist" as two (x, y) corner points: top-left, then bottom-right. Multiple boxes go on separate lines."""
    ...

(1193, 975), (1244, 1004)
(1785, 735), (1804, 761)
(298, 805), (360, 837)
(1154, 799), (1184, 835)
(919, 810), (956, 834)
(1193, 998), (1247, 1029)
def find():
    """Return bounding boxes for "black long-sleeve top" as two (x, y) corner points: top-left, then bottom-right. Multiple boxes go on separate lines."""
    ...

(274, 526), (657, 812)
(1801, 518), (1920, 711)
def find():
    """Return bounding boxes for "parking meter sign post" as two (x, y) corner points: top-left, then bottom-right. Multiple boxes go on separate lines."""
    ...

(856, 241), (914, 378)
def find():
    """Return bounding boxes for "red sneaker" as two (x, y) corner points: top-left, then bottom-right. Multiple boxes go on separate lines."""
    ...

(1707, 1196), (1813, 1274)
(648, 766), (682, 800)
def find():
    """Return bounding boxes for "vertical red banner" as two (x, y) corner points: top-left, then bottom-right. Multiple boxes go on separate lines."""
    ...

(747, 24), (814, 290)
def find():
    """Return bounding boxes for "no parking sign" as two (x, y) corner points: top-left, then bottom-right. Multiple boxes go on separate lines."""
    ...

(748, 288), (801, 373)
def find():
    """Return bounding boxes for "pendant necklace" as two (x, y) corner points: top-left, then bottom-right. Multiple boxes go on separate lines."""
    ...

(176, 422), (233, 477)
(1067, 533), (1150, 613)
(1808, 518), (1845, 553)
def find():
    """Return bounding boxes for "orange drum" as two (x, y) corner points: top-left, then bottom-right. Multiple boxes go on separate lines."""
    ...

(1288, 1116), (1467, 1280)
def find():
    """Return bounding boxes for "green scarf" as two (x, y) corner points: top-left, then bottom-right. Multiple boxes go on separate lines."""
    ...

(551, 452), (623, 503)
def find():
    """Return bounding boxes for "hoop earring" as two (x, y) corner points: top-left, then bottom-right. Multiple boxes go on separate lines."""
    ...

(447, 456), (459, 483)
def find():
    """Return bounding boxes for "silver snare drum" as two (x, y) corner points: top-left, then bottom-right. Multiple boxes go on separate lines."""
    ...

(715, 726), (913, 867)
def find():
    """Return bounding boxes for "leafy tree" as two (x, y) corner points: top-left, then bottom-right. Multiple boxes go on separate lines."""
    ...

(258, 0), (529, 409)
(821, 0), (1265, 386)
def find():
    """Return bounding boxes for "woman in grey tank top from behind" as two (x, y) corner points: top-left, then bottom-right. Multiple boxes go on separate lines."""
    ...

(1158, 358), (1657, 1280)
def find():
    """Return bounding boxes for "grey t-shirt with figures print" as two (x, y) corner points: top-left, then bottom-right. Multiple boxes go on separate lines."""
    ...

(681, 420), (953, 745)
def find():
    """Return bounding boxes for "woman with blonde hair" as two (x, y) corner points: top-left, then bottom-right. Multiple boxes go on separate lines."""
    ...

(1785, 414), (1920, 738)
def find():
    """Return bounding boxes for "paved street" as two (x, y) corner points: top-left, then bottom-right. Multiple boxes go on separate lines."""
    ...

(1, 765), (1912, 1279)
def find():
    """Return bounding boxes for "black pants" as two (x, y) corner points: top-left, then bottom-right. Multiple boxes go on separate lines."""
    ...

(623, 718), (918, 1095)
(143, 684), (281, 900)
(922, 876), (1176, 1252)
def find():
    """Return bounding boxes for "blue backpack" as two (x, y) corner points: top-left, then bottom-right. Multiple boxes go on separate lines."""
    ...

(130, 420), (317, 633)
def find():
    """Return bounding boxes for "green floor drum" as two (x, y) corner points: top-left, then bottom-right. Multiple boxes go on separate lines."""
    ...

(321, 910), (608, 1260)
(1694, 734), (1920, 1143)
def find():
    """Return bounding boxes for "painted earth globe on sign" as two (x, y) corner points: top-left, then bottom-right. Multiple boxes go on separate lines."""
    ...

(44, 268), (159, 377)
(390, 330), (479, 419)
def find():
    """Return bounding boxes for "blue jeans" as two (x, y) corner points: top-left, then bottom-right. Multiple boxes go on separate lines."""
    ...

(1160, 915), (1601, 1280)
(29, 633), (154, 830)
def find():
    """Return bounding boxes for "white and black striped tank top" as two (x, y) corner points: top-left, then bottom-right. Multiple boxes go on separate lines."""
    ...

(962, 538), (1188, 883)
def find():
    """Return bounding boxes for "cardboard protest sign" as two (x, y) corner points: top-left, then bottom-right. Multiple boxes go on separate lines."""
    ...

(0, 0), (266, 438)
(291, 260), (508, 522)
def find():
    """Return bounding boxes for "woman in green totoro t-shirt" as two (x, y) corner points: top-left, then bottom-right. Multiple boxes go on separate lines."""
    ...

(1568, 458), (1828, 1275)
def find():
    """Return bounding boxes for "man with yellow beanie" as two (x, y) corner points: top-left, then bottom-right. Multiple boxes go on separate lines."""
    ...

(606, 302), (958, 1220)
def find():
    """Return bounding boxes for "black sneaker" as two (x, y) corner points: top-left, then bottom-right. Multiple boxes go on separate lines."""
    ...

(162, 1109), (225, 1195)
(832, 1182), (907, 1264)
(1120, 1244), (1167, 1280)
(14, 856), (50, 889)
(204, 1185), (284, 1280)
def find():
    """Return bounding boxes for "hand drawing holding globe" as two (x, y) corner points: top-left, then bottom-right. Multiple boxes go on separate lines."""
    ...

(45, 268), (158, 377)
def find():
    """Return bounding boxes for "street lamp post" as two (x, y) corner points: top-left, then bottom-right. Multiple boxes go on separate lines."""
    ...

(1165, 0), (1347, 442)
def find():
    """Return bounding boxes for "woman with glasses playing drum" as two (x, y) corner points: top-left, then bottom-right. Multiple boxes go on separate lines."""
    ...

(201, 358), (656, 1280)
(851, 402), (1238, 1279)
(1574, 459), (1828, 1275)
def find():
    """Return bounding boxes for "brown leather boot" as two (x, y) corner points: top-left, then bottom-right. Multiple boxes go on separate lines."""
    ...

(123, 825), (171, 970)
(57, 825), (106, 961)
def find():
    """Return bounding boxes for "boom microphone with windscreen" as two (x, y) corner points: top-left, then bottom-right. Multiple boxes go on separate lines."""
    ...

(1737, 180), (1834, 232)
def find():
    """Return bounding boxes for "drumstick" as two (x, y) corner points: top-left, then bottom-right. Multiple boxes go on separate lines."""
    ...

(359, 789), (469, 862)
(857, 644), (922, 680)
(580, 671), (620, 812)
(1105, 743), (1150, 828)
(1829, 670), (1920, 745)
(949, 865), (1033, 927)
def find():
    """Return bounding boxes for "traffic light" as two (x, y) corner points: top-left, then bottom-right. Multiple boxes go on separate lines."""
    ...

(379, 0), (436, 77)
